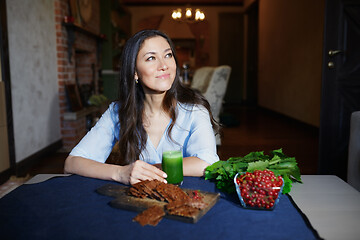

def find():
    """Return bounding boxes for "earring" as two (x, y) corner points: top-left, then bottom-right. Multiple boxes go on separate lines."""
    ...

(135, 78), (139, 84)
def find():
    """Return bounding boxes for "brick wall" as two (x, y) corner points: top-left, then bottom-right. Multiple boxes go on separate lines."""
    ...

(54, 0), (101, 151)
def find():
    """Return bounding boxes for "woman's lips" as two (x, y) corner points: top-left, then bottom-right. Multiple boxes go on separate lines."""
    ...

(156, 73), (170, 79)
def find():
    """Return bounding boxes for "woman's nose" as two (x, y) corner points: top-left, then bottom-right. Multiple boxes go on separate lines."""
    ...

(158, 59), (168, 70)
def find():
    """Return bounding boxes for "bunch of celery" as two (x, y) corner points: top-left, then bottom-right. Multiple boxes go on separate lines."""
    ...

(204, 149), (302, 194)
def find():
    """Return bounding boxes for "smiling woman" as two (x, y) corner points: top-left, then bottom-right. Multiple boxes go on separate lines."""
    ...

(135, 36), (176, 94)
(64, 29), (221, 186)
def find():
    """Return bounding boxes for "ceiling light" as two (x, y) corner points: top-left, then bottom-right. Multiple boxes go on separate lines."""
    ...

(172, 7), (205, 23)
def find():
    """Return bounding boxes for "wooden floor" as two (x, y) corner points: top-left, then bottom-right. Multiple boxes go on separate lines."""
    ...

(28, 105), (319, 176)
(217, 105), (319, 175)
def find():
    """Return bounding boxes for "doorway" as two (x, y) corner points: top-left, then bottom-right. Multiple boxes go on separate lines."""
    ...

(218, 12), (244, 105)
(319, 0), (360, 180)
(244, 2), (258, 105)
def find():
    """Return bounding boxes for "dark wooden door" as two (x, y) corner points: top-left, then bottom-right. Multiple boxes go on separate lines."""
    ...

(218, 12), (244, 104)
(244, 2), (258, 105)
(319, 0), (360, 180)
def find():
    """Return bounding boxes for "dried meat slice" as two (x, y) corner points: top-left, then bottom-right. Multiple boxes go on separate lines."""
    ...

(154, 183), (174, 202)
(142, 180), (165, 201)
(158, 184), (190, 203)
(166, 204), (199, 218)
(128, 187), (146, 198)
(165, 200), (187, 210)
(129, 180), (152, 198)
(130, 181), (148, 197)
(133, 206), (165, 226)
(129, 180), (206, 222)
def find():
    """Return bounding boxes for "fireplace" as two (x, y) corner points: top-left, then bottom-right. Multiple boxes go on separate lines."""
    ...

(55, 0), (104, 151)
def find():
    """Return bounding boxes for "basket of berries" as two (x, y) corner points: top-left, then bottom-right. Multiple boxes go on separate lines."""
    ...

(234, 170), (284, 210)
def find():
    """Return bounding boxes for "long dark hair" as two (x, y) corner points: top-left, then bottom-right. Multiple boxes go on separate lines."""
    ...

(115, 29), (220, 165)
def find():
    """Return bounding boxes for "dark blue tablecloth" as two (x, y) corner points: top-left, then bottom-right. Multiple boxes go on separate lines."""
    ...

(0, 175), (321, 240)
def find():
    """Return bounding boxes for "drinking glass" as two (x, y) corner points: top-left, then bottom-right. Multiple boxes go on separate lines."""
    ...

(162, 148), (183, 185)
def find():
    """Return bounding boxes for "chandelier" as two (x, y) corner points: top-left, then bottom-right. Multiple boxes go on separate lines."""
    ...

(171, 7), (205, 23)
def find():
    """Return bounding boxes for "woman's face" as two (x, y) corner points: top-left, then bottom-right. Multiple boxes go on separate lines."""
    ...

(135, 36), (177, 94)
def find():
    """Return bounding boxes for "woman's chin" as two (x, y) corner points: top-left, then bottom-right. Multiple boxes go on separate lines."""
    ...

(144, 83), (173, 94)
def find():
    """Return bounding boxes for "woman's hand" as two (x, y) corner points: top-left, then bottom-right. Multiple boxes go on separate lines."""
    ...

(65, 155), (167, 186)
(119, 160), (167, 185)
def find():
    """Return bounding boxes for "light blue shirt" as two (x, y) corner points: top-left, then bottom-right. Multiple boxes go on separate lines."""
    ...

(70, 102), (219, 165)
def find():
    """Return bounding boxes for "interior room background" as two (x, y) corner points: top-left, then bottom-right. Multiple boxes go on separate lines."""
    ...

(0, 0), (324, 178)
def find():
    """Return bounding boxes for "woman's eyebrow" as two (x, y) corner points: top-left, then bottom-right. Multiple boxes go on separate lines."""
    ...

(143, 48), (172, 57)
(143, 51), (156, 57)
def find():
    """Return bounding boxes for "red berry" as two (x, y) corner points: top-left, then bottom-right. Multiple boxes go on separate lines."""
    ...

(236, 169), (282, 209)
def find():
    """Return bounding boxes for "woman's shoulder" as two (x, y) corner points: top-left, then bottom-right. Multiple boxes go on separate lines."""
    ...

(101, 102), (119, 122)
(109, 101), (118, 109)
(107, 101), (121, 113)
(177, 103), (209, 119)
(178, 102), (207, 112)
(175, 102), (212, 132)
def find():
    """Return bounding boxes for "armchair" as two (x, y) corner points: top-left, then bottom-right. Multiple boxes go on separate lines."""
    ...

(191, 66), (214, 94)
(203, 65), (232, 145)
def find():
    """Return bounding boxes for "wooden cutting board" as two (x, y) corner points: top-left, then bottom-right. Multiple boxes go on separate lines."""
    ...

(96, 184), (220, 223)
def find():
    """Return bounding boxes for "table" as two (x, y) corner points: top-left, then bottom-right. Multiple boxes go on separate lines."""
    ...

(0, 174), (330, 239)
(290, 175), (360, 240)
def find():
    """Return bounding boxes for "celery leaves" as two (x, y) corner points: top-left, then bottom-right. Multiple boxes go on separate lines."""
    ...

(204, 149), (302, 194)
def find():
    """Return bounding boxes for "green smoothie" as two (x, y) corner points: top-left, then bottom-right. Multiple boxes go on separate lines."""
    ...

(162, 150), (183, 185)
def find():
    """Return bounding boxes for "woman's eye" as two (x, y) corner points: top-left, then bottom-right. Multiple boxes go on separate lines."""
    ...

(165, 53), (173, 58)
(146, 56), (155, 61)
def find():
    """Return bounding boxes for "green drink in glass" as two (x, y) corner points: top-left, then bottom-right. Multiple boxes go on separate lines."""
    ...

(162, 150), (183, 185)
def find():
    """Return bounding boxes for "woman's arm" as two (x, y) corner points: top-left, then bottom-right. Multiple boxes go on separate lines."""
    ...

(180, 105), (220, 170)
(183, 156), (210, 177)
(64, 155), (167, 185)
